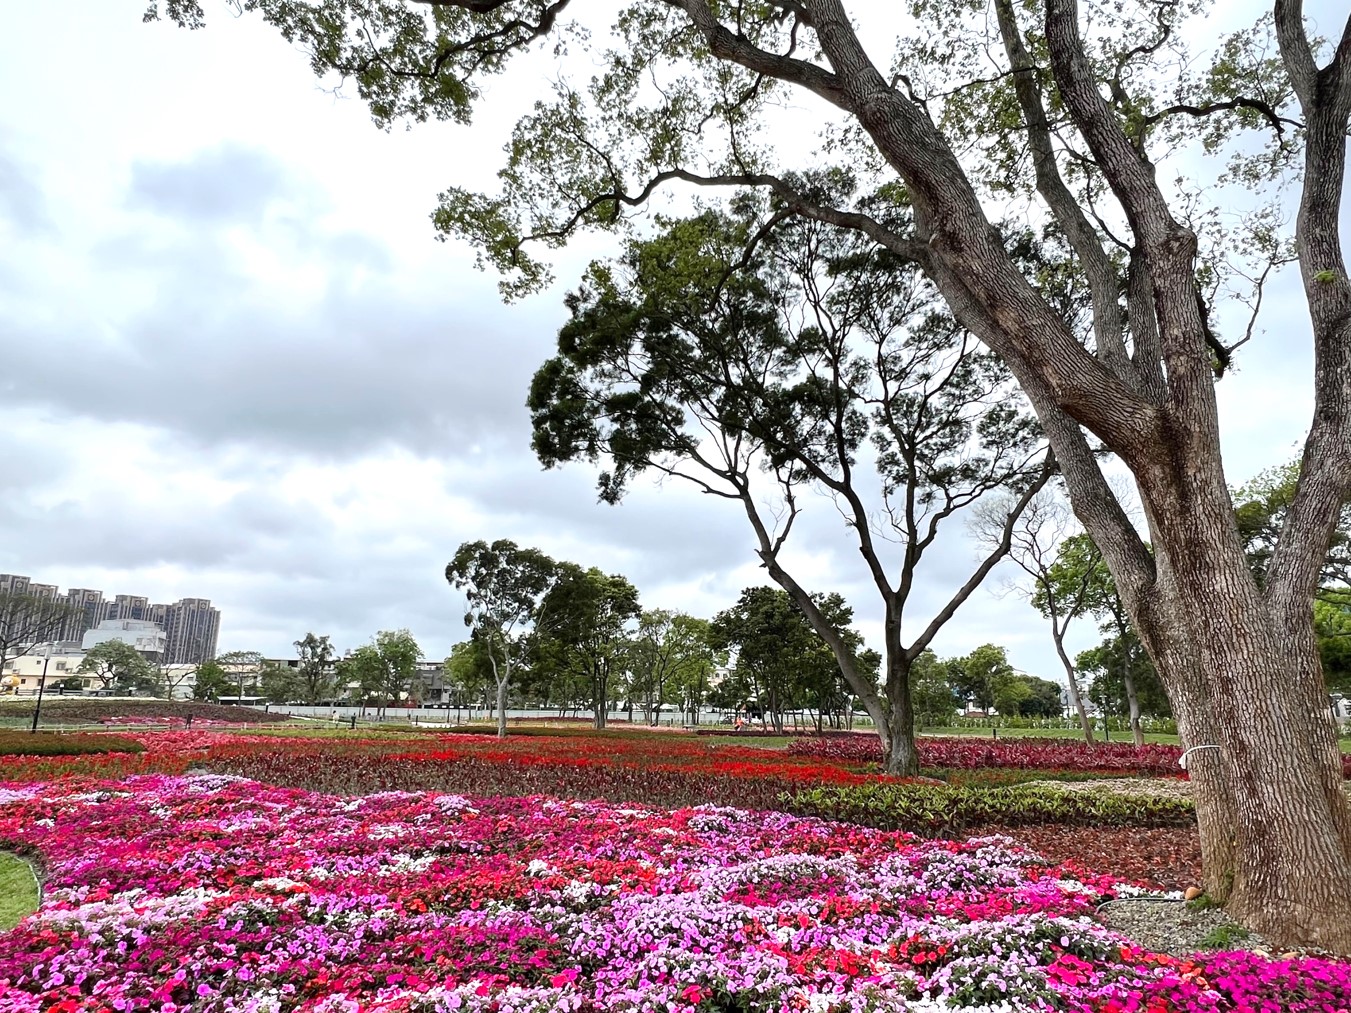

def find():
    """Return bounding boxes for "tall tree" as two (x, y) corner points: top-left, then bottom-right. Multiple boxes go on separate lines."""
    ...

(946, 644), (1017, 716)
(217, 650), (264, 701)
(446, 539), (559, 737)
(910, 649), (960, 728)
(0, 593), (79, 679)
(259, 661), (304, 704)
(157, 0), (1351, 947)
(192, 659), (233, 703)
(443, 640), (496, 719)
(77, 641), (155, 694)
(976, 492), (1099, 742)
(1049, 533), (1152, 746)
(1078, 633), (1171, 723)
(710, 587), (867, 732)
(294, 633), (336, 704)
(537, 564), (641, 729)
(341, 645), (387, 710)
(625, 610), (715, 726)
(530, 211), (1049, 772)
(374, 629), (424, 711)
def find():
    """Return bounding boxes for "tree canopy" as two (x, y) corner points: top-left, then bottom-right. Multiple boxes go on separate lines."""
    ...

(77, 641), (155, 694)
(446, 539), (559, 736)
(536, 564), (641, 729)
(529, 205), (1049, 772)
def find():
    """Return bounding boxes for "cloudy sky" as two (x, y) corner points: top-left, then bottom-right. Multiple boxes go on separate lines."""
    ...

(0, 2), (1334, 682)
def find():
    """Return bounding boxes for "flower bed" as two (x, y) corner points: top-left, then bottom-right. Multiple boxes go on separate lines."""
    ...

(0, 774), (1345, 1012)
(0, 731), (143, 758)
(789, 736), (1186, 776)
(0, 699), (290, 726)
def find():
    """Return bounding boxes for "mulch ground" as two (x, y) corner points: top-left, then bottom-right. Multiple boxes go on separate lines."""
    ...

(984, 823), (1201, 891)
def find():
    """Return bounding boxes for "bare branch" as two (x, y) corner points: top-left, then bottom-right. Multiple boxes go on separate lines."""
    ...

(1142, 97), (1303, 135)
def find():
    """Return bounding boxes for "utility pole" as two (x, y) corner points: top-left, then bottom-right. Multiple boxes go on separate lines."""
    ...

(30, 642), (52, 734)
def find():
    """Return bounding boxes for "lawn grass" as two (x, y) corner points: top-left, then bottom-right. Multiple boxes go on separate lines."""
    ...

(0, 852), (39, 930)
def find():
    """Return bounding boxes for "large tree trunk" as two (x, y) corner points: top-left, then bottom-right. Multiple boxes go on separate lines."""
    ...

(882, 652), (920, 776)
(1134, 489), (1351, 951)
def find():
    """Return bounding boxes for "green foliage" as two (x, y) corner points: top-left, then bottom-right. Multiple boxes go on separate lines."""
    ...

(709, 588), (865, 732)
(443, 639), (496, 707)
(192, 659), (233, 702)
(1032, 533), (1116, 623)
(1234, 459), (1351, 592)
(946, 644), (1015, 714)
(909, 650), (960, 727)
(1200, 922), (1251, 948)
(624, 610), (719, 723)
(446, 540), (559, 727)
(786, 782), (1195, 833)
(293, 633), (336, 704)
(258, 662), (304, 705)
(338, 632), (424, 710)
(1079, 634), (1171, 719)
(77, 641), (156, 694)
(1315, 595), (1351, 695)
(536, 565), (641, 727)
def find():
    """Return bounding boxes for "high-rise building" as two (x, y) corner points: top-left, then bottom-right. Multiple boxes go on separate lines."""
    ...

(0, 574), (31, 596)
(62, 589), (106, 642)
(0, 575), (220, 662)
(105, 595), (151, 622)
(163, 598), (221, 664)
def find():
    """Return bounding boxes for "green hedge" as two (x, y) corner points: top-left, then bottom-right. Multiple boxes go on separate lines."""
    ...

(0, 731), (144, 757)
(784, 782), (1194, 832)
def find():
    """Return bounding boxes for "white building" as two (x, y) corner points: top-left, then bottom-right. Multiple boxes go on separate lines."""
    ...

(0, 645), (87, 695)
(81, 619), (168, 658)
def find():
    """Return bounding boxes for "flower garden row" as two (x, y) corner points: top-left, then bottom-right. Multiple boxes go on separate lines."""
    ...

(0, 732), (1196, 836)
(1, 773), (1348, 1012)
(787, 733), (1351, 778)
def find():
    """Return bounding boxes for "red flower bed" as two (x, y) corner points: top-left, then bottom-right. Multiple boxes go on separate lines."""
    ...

(789, 735), (1195, 775)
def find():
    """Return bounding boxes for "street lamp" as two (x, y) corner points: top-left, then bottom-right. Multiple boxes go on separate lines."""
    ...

(30, 642), (52, 734)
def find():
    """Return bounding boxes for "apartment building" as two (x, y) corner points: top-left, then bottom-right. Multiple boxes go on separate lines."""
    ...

(1, 575), (222, 664)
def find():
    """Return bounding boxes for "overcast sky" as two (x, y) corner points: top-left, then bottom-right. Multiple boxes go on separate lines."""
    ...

(0, 2), (1335, 684)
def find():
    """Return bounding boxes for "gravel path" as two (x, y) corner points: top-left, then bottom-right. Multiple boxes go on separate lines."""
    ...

(1098, 898), (1273, 958)
(1019, 777), (1194, 798)
(1021, 776), (1351, 800)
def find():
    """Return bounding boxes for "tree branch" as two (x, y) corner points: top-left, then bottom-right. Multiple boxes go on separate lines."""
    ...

(1273, 0), (1319, 107)
(907, 451), (1056, 659)
(665, 0), (848, 108)
(1142, 97), (1303, 135)
(993, 0), (1134, 387)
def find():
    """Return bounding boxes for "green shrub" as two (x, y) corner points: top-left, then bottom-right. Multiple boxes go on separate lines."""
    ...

(784, 782), (1194, 833)
(1200, 923), (1249, 948)
(0, 731), (144, 757)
